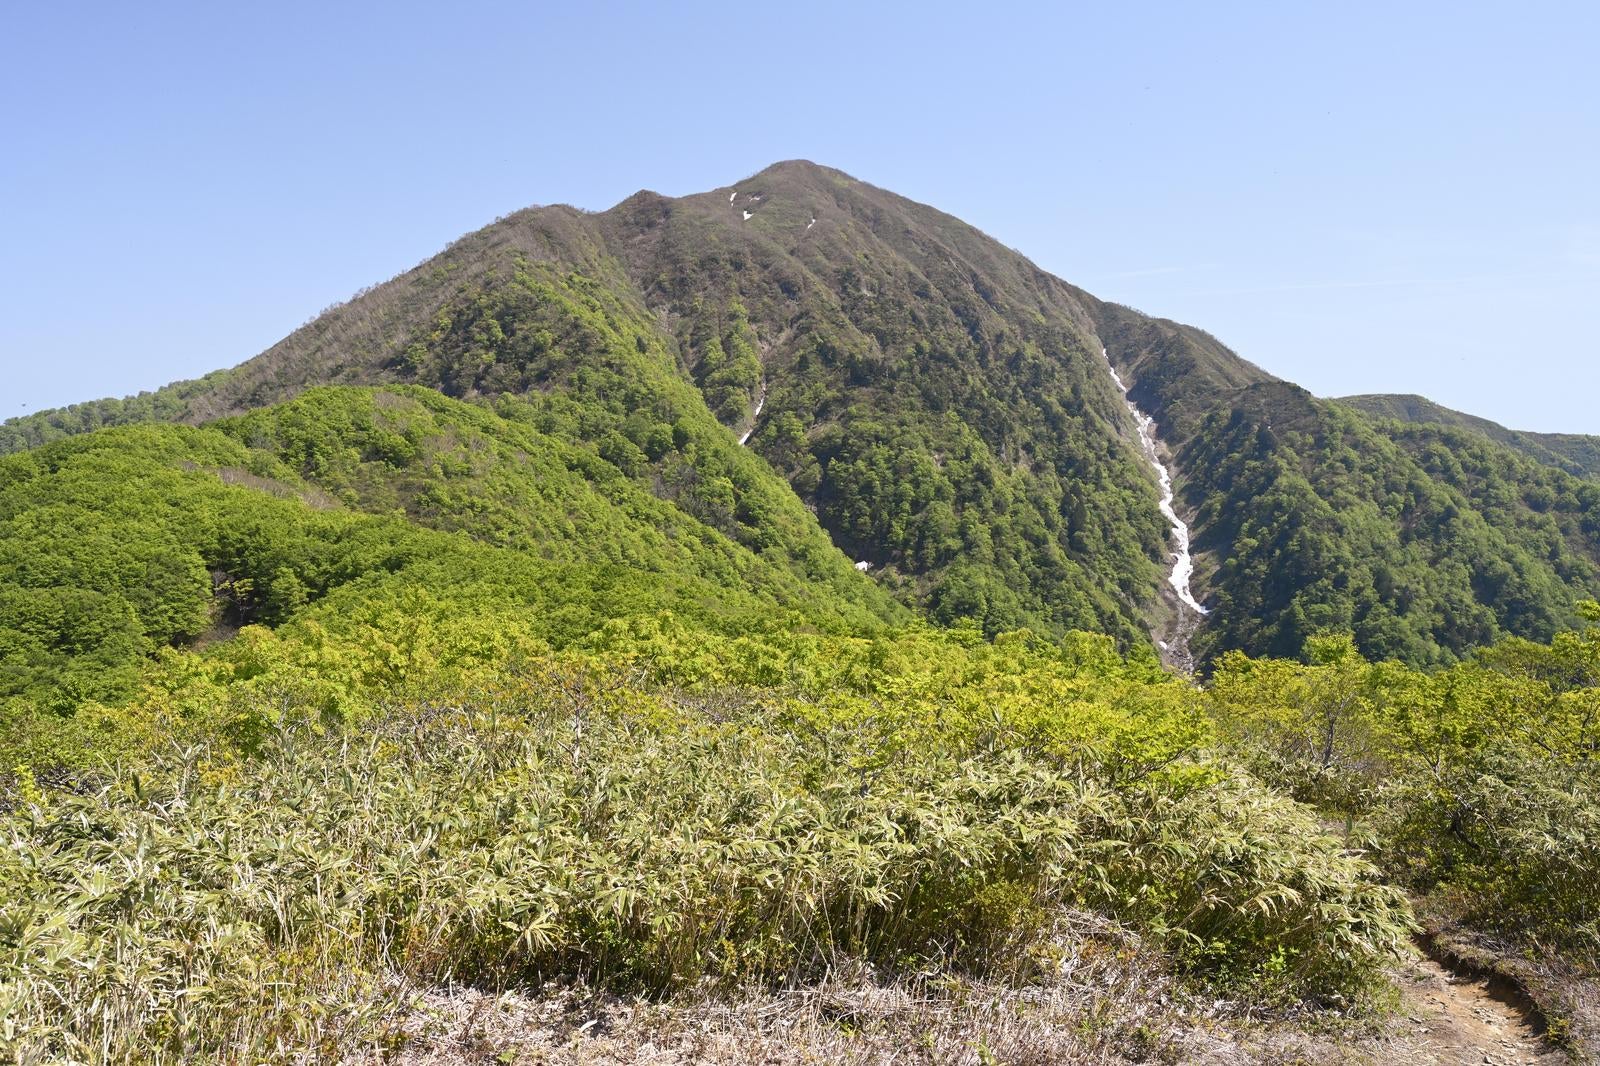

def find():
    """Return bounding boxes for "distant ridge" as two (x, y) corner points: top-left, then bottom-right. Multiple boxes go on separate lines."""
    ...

(1340, 393), (1600, 478)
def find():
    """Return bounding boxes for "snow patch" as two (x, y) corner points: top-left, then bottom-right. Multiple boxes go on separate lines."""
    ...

(738, 388), (766, 446)
(729, 191), (737, 203)
(742, 210), (753, 221)
(1104, 349), (1209, 616)
(807, 217), (816, 230)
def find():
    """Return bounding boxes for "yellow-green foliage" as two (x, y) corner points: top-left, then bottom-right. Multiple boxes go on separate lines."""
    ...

(0, 620), (1413, 1062)
(0, 381), (901, 726)
(1208, 608), (1600, 956)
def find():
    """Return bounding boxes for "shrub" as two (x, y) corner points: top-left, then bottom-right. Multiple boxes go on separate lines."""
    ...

(0, 662), (1410, 1061)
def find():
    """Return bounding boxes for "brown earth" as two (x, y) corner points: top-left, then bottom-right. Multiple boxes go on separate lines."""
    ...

(1375, 953), (1559, 1065)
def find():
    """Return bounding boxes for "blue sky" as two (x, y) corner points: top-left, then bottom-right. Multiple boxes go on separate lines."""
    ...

(3, 1), (1596, 431)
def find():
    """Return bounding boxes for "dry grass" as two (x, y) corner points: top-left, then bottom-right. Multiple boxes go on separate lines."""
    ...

(352, 913), (1378, 1066)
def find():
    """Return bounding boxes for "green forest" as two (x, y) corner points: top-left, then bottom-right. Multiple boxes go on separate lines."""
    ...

(1181, 392), (1600, 665)
(6, 535), (1600, 1057)
(4, 160), (1600, 1061)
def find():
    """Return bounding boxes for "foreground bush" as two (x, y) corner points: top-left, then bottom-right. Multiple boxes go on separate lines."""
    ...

(1373, 747), (1600, 958)
(0, 665), (1409, 1062)
(1209, 616), (1600, 960)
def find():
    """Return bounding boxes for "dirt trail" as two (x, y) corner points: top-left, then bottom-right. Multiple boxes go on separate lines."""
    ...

(1382, 952), (1560, 1065)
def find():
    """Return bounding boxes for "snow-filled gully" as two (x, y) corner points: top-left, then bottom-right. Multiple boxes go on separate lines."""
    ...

(1103, 350), (1209, 618)
(738, 387), (766, 447)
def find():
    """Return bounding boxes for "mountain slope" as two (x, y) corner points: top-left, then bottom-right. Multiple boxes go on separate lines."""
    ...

(5, 160), (1600, 666)
(1081, 305), (1600, 663)
(1182, 388), (1600, 663)
(0, 385), (898, 720)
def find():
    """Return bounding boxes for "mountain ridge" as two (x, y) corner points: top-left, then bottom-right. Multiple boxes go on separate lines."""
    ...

(1339, 392), (1600, 478)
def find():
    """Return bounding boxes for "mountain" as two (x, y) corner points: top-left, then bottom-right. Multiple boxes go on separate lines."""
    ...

(6, 160), (1600, 668)
(1175, 382), (1600, 663)
(1, 162), (1178, 651)
(1341, 393), (1600, 478)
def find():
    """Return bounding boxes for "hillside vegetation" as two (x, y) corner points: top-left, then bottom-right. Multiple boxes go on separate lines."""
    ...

(1176, 387), (1600, 665)
(0, 384), (895, 740)
(0, 612), (1418, 1058)
(1087, 301), (1600, 664)
(1342, 393), (1600, 479)
(7, 162), (1599, 670)
(7, 580), (1600, 1060)
(4, 160), (1600, 1059)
